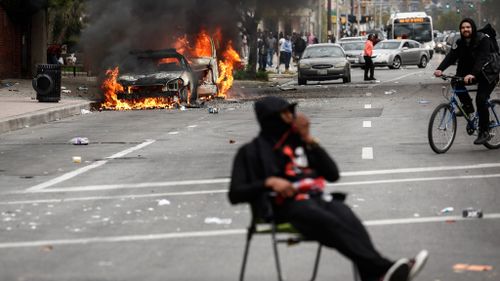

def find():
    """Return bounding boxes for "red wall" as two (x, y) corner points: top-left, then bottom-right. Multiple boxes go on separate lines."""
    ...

(0, 6), (22, 78)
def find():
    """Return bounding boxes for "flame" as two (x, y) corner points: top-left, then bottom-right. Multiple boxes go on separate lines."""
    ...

(217, 41), (241, 97)
(193, 29), (212, 57)
(101, 67), (178, 110)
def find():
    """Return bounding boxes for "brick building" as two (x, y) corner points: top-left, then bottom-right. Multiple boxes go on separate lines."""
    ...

(0, 0), (47, 79)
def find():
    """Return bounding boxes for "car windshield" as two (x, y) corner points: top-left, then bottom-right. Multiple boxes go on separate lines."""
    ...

(374, 42), (401, 50)
(121, 55), (186, 73)
(341, 42), (364, 51)
(394, 23), (432, 43)
(303, 46), (344, 58)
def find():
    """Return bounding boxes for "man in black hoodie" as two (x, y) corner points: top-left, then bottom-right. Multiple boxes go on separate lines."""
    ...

(434, 18), (499, 144)
(229, 96), (428, 281)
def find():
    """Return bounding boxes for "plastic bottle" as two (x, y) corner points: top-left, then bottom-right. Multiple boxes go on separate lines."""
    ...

(462, 208), (483, 218)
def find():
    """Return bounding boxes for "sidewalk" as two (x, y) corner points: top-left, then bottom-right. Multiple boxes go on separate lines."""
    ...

(0, 78), (96, 135)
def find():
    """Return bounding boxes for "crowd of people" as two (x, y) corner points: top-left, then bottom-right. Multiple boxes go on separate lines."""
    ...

(242, 30), (318, 74)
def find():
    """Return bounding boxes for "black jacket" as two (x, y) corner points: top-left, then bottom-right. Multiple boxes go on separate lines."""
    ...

(437, 33), (491, 78)
(228, 135), (340, 220)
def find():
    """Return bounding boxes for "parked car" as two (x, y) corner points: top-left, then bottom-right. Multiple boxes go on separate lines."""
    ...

(339, 41), (365, 67)
(297, 43), (351, 85)
(359, 39), (430, 69)
(338, 36), (365, 43)
(444, 32), (459, 55)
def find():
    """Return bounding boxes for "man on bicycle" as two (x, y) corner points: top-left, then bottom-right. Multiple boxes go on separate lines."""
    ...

(434, 18), (499, 145)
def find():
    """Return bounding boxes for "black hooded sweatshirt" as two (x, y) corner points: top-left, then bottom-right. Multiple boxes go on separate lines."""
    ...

(437, 18), (492, 78)
(228, 97), (340, 220)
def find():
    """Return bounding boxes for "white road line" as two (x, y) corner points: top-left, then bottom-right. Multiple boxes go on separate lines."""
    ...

(187, 125), (198, 128)
(16, 162), (500, 194)
(168, 131), (179, 135)
(0, 214), (498, 249)
(364, 104), (372, 109)
(363, 121), (372, 128)
(381, 71), (425, 84)
(330, 173), (500, 187)
(24, 140), (156, 193)
(362, 147), (373, 159)
(4, 173), (500, 205)
(27, 178), (230, 193)
(366, 92), (372, 97)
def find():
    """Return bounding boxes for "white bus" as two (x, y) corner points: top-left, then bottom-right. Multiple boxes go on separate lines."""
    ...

(386, 12), (434, 56)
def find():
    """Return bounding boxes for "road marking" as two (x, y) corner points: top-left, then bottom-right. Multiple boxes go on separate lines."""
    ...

(364, 104), (372, 109)
(362, 147), (373, 159)
(168, 131), (179, 135)
(366, 92), (372, 97)
(187, 125), (198, 128)
(0, 214), (498, 249)
(363, 121), (372, 128)
(24, 140), (156, 193)
(16, 162), (500, 194)
(380, 71), (425, 84)
(331, 173), (500, 187)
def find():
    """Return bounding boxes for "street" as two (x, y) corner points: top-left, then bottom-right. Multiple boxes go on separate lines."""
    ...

(1, 54), (499, 281)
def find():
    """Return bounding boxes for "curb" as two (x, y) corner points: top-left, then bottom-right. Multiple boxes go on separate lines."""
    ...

(0, 101), (93, 135)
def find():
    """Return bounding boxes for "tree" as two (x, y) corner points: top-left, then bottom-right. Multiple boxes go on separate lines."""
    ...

(48, 0), (86, 47)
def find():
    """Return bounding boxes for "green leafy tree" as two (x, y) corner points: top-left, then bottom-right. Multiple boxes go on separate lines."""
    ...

(435, 10), (461, 31)
(48, 0), (86, 47)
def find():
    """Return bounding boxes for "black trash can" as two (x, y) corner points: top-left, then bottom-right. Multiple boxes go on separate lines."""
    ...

(33, 64), (61, 102)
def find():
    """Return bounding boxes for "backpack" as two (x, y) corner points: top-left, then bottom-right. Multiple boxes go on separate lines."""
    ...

(478, 23), (500, 83)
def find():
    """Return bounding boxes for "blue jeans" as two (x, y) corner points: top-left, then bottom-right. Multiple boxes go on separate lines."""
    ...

(267, 49), (274, 67)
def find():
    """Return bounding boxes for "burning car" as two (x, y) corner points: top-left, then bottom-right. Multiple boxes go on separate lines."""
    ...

(116, 49), (200, 105)
(102, 30), (239, 110)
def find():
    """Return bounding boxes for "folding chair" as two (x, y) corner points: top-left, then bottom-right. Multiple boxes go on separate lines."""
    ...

(239, 192), (360, 281)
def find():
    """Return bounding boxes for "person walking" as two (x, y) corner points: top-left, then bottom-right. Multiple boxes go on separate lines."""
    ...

(434, 18), (500, 144)
(364, 34), (376, 81)
(266, 32), (277, 68)
(228, 96), (429, 281)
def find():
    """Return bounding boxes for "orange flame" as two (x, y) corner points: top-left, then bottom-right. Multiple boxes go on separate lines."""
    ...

(217, 41), (241, 97)
(193, 29), (212, 57)
(101, 67), (178, 110)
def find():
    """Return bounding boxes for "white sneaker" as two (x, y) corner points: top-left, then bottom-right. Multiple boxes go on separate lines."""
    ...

(408, 250), (429, 280)
(383, 258), (410, 281)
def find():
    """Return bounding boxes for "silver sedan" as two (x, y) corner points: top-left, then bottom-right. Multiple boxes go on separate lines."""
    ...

(297, 44), (351, 85)
(360, 39), (430, 69)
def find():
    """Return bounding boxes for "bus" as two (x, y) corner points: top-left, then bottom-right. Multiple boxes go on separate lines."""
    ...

(386, 12), (434, 56)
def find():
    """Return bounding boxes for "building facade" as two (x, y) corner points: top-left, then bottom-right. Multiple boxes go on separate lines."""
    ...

(0, 0), (47, 79)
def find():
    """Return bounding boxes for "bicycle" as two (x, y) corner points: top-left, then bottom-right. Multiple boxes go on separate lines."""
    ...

(428, 74), (500, 154)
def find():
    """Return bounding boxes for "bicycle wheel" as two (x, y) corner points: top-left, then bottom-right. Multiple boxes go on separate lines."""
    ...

(484, 99), (500, 149)
(428, 103), (457, 154)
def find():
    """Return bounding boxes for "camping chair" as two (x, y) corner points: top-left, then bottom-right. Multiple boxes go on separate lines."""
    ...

(239, 192), (360, 281)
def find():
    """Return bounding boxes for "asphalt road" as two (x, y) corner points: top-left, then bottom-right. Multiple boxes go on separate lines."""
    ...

(1, 54), (499, 281)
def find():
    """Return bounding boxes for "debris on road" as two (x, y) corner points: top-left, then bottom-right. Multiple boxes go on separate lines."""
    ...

(204, 217), (232, 225)
(62, 89), (72, 94)
(72, 156), (82, 163)
(70, 137), (89, 145)
(384, 89), (397, 95)
(279, 86), (297, 91)
(81, 109), (92, 115)
(208, 107), (219, 114)
(462, 208), (483, 218)
(77, 86), (89, 91)
(439, 207), (454, 215)
(453, 263), (493, 272)
(157, 199), (171, 206)
(40, 245), (53, 252)
(180, 105), (187, 111)
(229, 139), (236, 144)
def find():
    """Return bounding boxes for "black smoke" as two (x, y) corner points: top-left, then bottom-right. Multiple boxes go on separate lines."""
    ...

(82, 0), (241, 73)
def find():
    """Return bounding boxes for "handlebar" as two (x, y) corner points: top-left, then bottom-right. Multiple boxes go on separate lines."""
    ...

(439, 74), (463, 81)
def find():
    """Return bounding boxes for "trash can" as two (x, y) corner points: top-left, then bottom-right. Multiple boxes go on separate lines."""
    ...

(33, 64), (61, 102)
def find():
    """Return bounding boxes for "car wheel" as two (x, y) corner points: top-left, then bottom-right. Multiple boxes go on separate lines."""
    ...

(391, 56), (401, 69)
(343, 69), (351, 83)
(298, 74), (307, 85)
(418, 56), (428, 68)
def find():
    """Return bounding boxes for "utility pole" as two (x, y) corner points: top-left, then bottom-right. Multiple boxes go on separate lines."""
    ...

(336, 0), (341, 42)
(318, 0), (323, 42)
(327, 0), (332, 41)
(357, 0), (361, 36)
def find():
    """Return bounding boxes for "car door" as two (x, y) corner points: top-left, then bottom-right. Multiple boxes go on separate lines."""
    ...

(408, 41), (421, 64)
(400, 41), (412, 64)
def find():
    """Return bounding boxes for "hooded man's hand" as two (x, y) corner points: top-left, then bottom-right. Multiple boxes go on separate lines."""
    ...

(294, 112), (316, 144)
(265, 177), (296, 198)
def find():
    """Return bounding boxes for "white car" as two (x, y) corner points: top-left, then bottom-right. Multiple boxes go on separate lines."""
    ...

(359, 39), (430, 69)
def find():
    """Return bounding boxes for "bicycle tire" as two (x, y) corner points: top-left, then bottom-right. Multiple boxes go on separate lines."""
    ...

(428, 103), (457, 154)
(484, 99), (500, 149)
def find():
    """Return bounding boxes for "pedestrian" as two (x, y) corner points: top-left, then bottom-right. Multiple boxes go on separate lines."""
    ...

(294, 35), (307, 60)
(266, 32), (277, 68)
(228, 96), (429, 281)
(363, 34), (376, 81)
(241, 33), (249, 60)
(279, 35), (292, 73)
(257, 33), (268, 71)
(434, 18), (500, 144)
